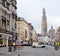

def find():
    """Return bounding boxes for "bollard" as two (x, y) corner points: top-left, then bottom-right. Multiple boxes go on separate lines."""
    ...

(8, 46), (12, 52)
(55, 46), (58, 50)
(18, 54), (20, 56)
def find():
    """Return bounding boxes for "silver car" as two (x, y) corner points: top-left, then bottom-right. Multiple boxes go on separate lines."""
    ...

(32, 42), (45, 48)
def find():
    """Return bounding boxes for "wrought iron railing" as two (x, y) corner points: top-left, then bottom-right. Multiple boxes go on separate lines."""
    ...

(0, 29), (12, 35)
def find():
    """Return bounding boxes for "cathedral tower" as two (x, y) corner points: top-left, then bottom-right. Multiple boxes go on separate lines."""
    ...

(41, 8), (47, 36)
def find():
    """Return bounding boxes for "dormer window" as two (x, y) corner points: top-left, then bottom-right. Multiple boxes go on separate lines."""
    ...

(6, 0), (11, 5)
(12, 0), (17, 9)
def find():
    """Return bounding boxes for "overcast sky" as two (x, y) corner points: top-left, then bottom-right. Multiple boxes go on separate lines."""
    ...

(17, 0), (60, 33)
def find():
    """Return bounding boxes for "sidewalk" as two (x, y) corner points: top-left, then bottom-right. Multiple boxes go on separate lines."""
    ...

(0, 47), (21, 56)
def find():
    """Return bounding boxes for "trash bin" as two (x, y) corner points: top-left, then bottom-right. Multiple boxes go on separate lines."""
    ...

(8, 46), (12, 52)
(13, 46), (16, 51)
(18, 54), (20, 56)
(54, 46), (58, 50)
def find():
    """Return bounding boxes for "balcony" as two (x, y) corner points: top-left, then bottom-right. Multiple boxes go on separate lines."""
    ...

(12, 11), (17, 16)
(0, 28), (17, 37)
(0, 29), (13, 35)
(2, 15), (6, 22)
(12, 11), (17, 20)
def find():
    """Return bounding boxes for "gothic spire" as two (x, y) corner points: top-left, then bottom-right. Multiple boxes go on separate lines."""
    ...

(43, 8), (46, 16)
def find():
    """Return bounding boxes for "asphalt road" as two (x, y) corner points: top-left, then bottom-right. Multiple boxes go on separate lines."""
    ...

(19, 45), (60, 56)
(0, 45), (60, 56)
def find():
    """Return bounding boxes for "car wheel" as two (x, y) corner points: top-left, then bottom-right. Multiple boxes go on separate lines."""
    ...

(42, 46), (45, 48)
(32, 46), (36, 48)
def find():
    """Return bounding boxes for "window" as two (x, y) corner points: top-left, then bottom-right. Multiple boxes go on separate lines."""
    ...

(25, 30), (27, 38)
(18, 23), (20, 24)
(2, 20), (6, 29)
(12, 0), (16, 6)
(18, 27), (20, 29)
(0, 35), (2, 37)
(7, 14), (10, 20)
(6, 2), (10, 10)
(2, 10), (6, 17)
(2, 0), (5, 7)
(12, 0), (17, 9)
(15, 25), (16, 28)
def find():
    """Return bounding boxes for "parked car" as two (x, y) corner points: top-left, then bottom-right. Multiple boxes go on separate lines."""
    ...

(32, 42), (45, 48)
(16, 41), (23, 46)
(22, 41), (31, 46)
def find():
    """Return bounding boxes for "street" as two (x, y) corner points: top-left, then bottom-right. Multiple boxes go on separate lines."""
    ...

(0, 45), (60, 56)
(19, 45), (60, 56)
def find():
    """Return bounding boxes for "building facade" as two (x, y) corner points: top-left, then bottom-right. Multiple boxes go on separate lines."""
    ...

(17, 18), (35, 45)
(0, 0), (17, 46)
(56, 26), (60, 41)
(32, 30), (38, 42)
(49, 26), (55, 39)
(28, 23), (34, 45)
(41, 8), (47, 36)
(17, 17), (30, 43)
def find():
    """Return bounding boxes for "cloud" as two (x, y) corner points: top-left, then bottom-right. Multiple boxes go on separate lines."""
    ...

(17, 0), (60, 33)
(47, 16), (60, 29)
